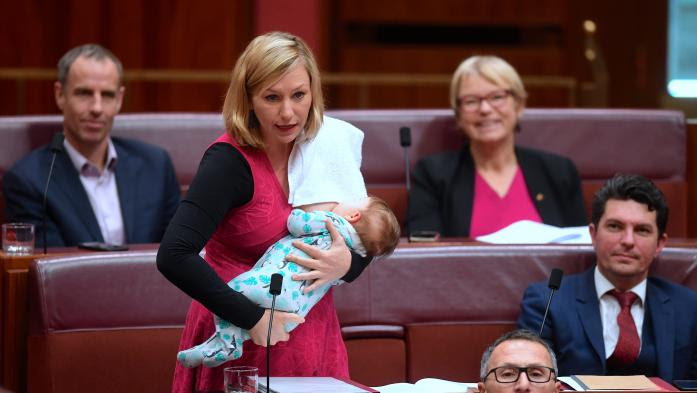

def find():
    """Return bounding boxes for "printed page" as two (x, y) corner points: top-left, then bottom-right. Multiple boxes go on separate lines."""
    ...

(259, 377), (371, 392)
(476, 220), (591, 244)
(374, 378), (476, 393)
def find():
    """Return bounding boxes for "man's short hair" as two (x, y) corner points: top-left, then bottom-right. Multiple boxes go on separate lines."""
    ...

(57, 43), (124, 87)
(479, 329), (558, 381)
(591, 174), (668, 237)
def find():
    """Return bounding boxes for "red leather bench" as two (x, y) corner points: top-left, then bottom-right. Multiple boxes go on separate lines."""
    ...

(26, 245), (697, 391)
(333, 243), (697, 385)
(0, 109), (687, 235)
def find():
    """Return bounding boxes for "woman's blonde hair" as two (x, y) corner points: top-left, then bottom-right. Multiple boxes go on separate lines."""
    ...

(222, 31), (324, 148)
(449, 55), (527, 118)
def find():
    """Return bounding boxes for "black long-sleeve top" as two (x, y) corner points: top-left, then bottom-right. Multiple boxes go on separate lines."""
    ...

(156, 142), (371, 330)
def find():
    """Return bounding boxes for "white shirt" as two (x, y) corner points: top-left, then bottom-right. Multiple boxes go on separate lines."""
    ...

(64, 138), (125, 245)
(594, 266), (646, 358)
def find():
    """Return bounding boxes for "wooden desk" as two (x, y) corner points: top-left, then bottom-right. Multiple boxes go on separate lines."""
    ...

(0, 251), (56, 392)
(0, 244), (158, 393)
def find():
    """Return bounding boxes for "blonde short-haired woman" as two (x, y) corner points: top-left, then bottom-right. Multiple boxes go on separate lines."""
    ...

(408, 55), (586, 237)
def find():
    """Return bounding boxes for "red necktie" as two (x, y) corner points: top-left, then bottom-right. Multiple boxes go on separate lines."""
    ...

(607, 290), (640, 368)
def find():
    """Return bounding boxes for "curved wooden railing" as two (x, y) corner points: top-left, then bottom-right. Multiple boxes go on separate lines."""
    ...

(0, 68), (577, 112)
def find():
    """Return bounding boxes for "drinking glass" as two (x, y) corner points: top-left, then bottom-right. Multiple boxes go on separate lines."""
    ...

(2, 223), (35, 255)
(224, 366), (258, 393)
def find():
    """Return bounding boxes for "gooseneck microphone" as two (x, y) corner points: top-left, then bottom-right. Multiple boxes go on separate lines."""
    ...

(266, 273), (283, 393)
(399, 127), (412, 192)
(539, 268), (563, 336)
(399, 127), (412, 240)
(42, 133), (65, 254)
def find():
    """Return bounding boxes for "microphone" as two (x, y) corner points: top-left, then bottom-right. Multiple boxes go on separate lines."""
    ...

(265, 273), (283, 393)
(399, 127), (411, 192)
(400, 127), (412, 241)
(42, 133), (64, 254)
(539, 268), (563, 336)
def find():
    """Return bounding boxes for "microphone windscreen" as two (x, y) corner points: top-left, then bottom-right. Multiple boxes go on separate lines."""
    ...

(270, 273), (283, 295)
(50, 133), (65, 153)
(399, 127), (411, 147)
(548, 268), (563, 290)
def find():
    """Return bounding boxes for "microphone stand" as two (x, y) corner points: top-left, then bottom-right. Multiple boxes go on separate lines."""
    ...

(266, 273), (283, 393)
(539, 288), (557, 336)
(399, 127), (412, 239)
(539, 268), (563, 336)
(42, 133), (64, 254)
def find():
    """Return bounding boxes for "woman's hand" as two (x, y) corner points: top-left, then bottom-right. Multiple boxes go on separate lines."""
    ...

(248, 309), (304, 346)
(286, 219), (351, 293)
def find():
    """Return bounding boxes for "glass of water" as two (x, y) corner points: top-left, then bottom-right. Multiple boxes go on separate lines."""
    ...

(224, 366), (258, 393)
(2, 223), (35, 255)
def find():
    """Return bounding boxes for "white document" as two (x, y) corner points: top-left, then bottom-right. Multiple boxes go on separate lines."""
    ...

(259, 377), (371, 393)
(373, 378), (477, 393)
(475, 220), (591, 244)
(558, 376), (586, 391)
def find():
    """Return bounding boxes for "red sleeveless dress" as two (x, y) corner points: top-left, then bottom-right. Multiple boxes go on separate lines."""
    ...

(172, 134), (349, 393)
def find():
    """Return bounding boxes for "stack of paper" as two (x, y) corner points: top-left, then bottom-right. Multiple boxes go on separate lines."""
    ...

(258, 377), (374, 393)
(475, 220), (591, 244)
(559, 375), (661, 391)
(374, 378), (477, 393)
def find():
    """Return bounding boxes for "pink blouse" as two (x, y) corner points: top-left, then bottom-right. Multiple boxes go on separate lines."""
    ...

(469, 166), (542, 238)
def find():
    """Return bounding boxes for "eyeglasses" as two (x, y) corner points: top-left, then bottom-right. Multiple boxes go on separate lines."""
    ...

(458, 90), (512, 112)
(484, 366), (556, 383)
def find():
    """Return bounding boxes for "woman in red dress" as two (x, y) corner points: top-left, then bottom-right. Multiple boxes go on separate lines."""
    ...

(157, 32), (372, 392)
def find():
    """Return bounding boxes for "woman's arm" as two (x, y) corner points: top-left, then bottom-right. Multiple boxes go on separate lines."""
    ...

(408, 156), (447, 234)
(285, 219), (372, 293)
(156, 143), (264, 330)
(561, 158), (587, 226)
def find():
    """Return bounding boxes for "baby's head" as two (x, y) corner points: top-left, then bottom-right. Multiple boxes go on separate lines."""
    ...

(333, 196), (401, 257)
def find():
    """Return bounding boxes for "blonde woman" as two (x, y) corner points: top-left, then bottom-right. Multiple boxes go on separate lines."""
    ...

(157, 32), (370, 391)
(408, 55), (586, 238)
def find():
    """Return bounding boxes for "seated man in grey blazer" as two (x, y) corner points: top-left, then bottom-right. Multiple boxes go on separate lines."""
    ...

(518, 174), (697, 380)
(3, 44), (180, 247)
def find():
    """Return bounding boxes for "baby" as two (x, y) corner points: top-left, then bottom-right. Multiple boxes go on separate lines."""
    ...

(177, 196), (400, 368)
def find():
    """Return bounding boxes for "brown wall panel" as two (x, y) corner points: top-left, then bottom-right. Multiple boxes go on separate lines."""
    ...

(0, 0), (676, 113)
(337, 0), (566, 24)
(0, 0), (252, 115)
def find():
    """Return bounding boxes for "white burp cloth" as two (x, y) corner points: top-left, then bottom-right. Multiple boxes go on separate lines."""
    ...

(288, 115), (368, 207)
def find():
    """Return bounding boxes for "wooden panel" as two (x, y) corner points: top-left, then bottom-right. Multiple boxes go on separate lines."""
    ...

(345, 338), (406, 386)
(0, 252), (65, 392)
(0, 0), (253, 115)
(407, 323), (514, 382)
(2, 269), (28, 392)
(0, 0), (673, 112)
(0, 254), (35, 389)
(337, 0), (565, 24)
(566, 0), (668, 108)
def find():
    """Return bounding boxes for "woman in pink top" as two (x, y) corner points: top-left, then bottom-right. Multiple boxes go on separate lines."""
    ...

(408, 55), (586, 238)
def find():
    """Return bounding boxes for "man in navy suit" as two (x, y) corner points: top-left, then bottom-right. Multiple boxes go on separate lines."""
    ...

(3, 44), (179, 247)
(518, 174), (697, 381)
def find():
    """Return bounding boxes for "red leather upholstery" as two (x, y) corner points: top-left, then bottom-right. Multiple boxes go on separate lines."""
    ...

(26, 252), (190, 393)
(333, 244), (697, 384)
(25, 245), (697, 390)
(331, 109), (687, 236)
(0, 109), (686, 235)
